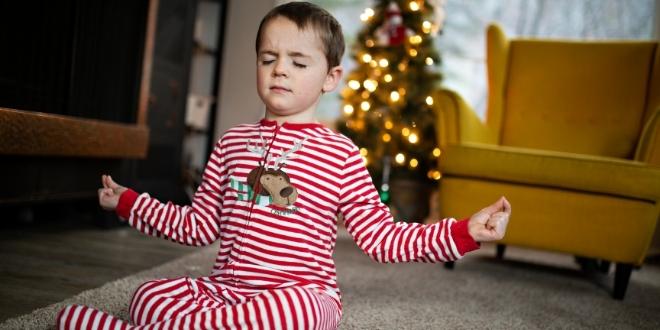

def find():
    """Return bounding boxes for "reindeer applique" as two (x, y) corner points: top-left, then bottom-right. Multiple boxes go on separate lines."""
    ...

(246, 134), (307, 208)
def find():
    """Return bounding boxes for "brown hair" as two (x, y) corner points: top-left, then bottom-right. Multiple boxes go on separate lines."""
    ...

(255, 2), (345, 69)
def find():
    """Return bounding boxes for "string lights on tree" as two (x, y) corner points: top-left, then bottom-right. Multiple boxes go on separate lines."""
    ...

(337, 0), (446, 203)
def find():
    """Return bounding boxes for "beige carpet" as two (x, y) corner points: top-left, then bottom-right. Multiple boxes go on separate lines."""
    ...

(2, 231), (660, 329)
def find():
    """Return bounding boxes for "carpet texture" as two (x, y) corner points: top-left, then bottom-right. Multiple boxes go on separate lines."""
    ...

(2, 231), (659, 329)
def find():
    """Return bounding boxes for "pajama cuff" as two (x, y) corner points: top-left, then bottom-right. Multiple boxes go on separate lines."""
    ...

(451, 219), (481, 256)
(116, 188), (139, 220)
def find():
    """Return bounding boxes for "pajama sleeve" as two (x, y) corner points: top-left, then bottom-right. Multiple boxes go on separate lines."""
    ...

(338, 145), (479, 263)
(115, 140), (227, 246)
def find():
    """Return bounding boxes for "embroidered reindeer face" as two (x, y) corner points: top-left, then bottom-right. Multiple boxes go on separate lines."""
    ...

(246, 134), (306, 207)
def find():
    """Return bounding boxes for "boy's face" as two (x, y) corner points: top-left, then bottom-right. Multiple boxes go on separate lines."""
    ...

(257, 17), (342, 122)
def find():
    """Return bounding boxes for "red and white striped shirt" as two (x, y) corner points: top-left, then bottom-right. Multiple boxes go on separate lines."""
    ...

(116, 119), (479, 307)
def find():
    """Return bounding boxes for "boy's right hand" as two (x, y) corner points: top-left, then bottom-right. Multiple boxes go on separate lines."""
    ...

(98, 175), (127, 211)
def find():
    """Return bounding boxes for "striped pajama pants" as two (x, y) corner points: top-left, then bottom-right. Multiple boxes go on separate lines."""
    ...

(56, 276), (341, 329)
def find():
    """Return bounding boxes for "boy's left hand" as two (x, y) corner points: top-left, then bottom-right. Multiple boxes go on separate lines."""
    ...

(467, 197), (511, 242)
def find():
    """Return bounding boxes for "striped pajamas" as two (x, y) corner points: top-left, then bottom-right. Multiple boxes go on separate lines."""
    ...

(58, 119), (479, 329)
(58, 277), (340, 329)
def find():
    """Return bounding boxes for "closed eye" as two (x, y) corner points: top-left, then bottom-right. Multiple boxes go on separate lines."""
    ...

(261, 60), (275, 65)
(293, 62), (307, 69)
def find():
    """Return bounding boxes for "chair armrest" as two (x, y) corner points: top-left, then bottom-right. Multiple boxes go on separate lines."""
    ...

(635, 107), (660, 166)
(434, 88), (497, 147)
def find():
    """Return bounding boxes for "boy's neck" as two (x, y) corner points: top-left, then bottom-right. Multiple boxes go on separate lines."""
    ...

(265, 111), (318, 125)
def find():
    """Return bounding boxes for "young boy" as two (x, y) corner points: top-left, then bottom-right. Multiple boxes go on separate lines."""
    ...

(57, 2), (510, 329)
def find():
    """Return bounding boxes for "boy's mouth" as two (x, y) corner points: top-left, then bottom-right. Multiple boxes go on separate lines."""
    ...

(270, 85), (291, 93)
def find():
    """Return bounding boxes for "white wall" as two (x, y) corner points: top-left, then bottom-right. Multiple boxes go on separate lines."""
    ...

(214, 0), (277, 141)
(655, 0), (660, 39)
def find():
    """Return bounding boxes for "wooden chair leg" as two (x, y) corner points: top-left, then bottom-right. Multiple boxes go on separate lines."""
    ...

(444, 261), (455, 270)
(496, 244), (506, 260)
(613, 263), (633, 300)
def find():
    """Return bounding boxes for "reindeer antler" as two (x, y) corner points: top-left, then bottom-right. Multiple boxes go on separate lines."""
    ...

(246, 131), (268, 160)
(273, 138), (307, 169)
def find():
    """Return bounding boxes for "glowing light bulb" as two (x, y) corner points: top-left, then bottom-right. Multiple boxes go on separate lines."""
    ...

(343, 104), (354, 115)
(362, 53), (372, 63)
(409, 49), (418, 57)
(360, 101), (370, 111)
(409, 1), (420, 11)
(409, 35), (422, 45)
(395, 153), (406, 164)
(390, 91), (400, 102)
(426, 96), (434, 105)
(378, 58), (389, 67)
(366, 39), (375, 47)
(360, 8), (374, 22)
(384, 120), (393, 129)
(422, 21), (432, 34)
(425, 57), (434, 65)
(401, 127), (410, 137)
(409, 158), (419, 168)
(348, 80), (360, 90)
(384, 74), (393, 82)
(360, 148), (368, 156)
(369, 60), (378, 68)
(382, 133), (391, 142)
(363, 79), (378, 92)
(408, 133), (418, 144)
(432, 148), (441, 157)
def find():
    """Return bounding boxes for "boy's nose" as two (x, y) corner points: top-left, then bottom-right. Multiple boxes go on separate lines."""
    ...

(272, 61), (288, 77)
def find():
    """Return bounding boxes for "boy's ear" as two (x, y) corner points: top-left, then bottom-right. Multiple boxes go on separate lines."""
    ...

(322, 65), (343, 93)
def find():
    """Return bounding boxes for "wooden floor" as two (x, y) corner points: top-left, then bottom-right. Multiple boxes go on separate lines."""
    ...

(0, 205), (196, 322)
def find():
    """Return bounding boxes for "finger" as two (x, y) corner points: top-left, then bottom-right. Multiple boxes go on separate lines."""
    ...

(502, 197), (512, 214)
(106, 175), (119, 189)
(481, 197), (506, 215)
(101, 175), (109, 189)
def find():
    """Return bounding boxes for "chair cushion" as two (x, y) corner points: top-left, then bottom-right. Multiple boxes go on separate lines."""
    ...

(439, 142), (660, 202)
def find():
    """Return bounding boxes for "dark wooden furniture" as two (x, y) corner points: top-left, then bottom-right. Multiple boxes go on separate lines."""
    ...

(0, 0), (221, 209)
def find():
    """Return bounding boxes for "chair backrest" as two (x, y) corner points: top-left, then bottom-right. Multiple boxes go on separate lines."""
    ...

(486, 24), (659, 159)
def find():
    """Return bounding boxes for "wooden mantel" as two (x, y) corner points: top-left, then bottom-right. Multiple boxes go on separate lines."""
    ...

(0, 107), (149, 158)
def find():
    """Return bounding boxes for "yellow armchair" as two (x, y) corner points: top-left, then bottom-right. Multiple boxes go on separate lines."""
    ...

(435, 23), (660, 300)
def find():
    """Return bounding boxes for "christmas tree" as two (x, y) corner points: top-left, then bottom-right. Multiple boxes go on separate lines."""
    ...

(337, 0), (445, 203)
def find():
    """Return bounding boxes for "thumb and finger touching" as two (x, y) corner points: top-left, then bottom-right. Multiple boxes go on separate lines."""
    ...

(473, 197), (511, 241)
(101, 174), (126, 195)
(482, 196), (511, 215)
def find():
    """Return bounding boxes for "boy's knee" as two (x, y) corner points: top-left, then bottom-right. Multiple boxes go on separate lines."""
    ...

(133, 278), (164, 296)
(129, 277), (192, 323)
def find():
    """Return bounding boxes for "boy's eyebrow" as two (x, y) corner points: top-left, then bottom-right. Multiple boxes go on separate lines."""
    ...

(288, 51), (311, 59)
(258, 50), (311, 59)
(259, 50), (278, 57)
